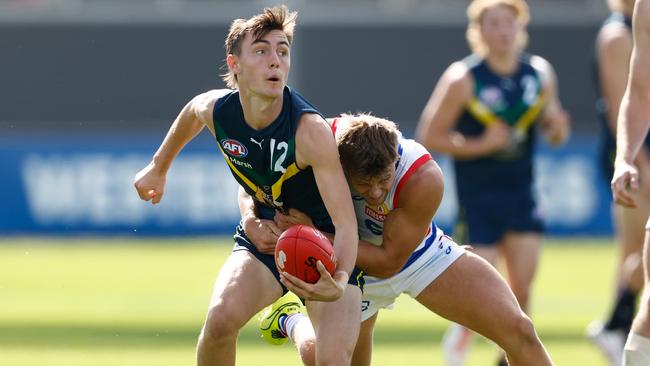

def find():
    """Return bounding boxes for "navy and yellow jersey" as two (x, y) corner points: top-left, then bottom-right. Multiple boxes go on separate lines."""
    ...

(454, 53), (546, 198)
(593, 12), (650, 180)
(211, 86), (333, 231)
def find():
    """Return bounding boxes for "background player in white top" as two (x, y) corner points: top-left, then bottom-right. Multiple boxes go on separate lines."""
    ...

(247, 114), (554, 365)
(611, 0), (650, 363)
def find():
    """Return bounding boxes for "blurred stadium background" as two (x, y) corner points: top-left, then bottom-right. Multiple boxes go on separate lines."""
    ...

(0, 0), (626, 365)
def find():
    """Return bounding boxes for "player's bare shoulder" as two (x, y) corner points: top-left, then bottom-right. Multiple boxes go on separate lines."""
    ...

(445, 61), (473, 90)
(597, 19), (632, 51)
(295, 113), (336, 168)
(529, 55), (558, 86)
(191, 89), (233, 129)
(398, 158), (444, 216)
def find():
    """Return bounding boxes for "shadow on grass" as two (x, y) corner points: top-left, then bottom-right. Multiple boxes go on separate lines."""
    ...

(0, 322), (589, 348)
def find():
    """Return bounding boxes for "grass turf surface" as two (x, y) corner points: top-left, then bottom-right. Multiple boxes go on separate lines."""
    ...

(0, 237), (618, 365)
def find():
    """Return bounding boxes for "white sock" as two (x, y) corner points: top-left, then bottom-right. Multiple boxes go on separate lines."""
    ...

(623, 333), (650, 366)
(282, 313), (306, 342)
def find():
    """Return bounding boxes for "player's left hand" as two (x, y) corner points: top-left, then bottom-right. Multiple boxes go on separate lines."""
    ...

(280, 261), (344, 302)
(612, 159), (640, 208)
(274, 208), (314, 230)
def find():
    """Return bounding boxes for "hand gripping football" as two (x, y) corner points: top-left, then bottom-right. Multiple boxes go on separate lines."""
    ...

(275, 225), (336, 284)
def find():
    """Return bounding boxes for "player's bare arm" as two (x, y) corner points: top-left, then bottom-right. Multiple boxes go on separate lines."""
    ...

(133, 91), (221, 204)
(416, 62), (510, 159)
(531, 55), (570, 146)
(598, 21), (633, 134)
(595, 19), (650, 169)
(356, 160), (444, 278)
(238, 187), (283, 255)
(284, 113), (358, 301)
(613, 0), (650, 208)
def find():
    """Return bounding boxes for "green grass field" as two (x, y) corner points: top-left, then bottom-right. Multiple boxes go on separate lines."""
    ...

(0, 237), (621, 365)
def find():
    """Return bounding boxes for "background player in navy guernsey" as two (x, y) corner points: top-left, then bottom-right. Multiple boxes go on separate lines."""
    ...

(248, 114), (553, 366)
(612, 0), (650, 363)
(416, 0), (569, 365)
(133, 6), (362, 366)
(588, 2), (650, 364)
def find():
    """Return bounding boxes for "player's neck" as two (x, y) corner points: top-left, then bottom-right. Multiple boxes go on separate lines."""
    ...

(239, 90), (284, 130)
(484, 52), (519, 76)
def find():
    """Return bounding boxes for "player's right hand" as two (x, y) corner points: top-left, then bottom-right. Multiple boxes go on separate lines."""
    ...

(481, 120), (511, 154)
(133, 162), (166, 205)
(611, 159), (640, 208)
(280, 261), (344, 302)
(242, 216), (282, 255)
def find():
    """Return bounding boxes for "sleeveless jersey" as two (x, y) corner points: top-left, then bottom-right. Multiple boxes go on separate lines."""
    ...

(454, 53), (544, 198)
(593, 12), (650, 178)
(211, 86), (333, 231)
(351, 137), (441, 272)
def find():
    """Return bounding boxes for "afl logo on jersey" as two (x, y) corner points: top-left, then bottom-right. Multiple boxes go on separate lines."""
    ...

(221, 139), (248, 158)
(479, 86), (506, 111)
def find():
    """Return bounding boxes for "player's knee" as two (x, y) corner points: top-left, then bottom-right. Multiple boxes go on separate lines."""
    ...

(317, 346), (354, 366)
(202, 303), (242, 342)
(296, 338), (316, 366)
(499, 311), (539, 352)
(509, 312), (539, 348)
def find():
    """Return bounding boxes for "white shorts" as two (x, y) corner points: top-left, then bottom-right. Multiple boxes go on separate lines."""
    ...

(646, 216), (650, 230)
(360, 234), (465, 321)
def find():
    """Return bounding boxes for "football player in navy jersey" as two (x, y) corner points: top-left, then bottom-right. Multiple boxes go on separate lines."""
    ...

(133, 6), (362, 366)
(611, 0), (650, 364)
(416, 0), (569, 364)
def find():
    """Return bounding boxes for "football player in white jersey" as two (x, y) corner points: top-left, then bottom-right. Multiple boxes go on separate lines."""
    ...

(245, 113), (554, 365)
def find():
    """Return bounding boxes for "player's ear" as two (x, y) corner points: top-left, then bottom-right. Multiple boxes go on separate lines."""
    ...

(226, 54), (240, 74)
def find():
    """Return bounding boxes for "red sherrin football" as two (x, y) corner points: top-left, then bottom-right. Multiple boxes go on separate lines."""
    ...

(275, 225), (337, 284)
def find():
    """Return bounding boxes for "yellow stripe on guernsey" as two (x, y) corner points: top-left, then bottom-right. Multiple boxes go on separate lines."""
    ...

(466, 92), (547, 135)
(216, 143), (301, 206)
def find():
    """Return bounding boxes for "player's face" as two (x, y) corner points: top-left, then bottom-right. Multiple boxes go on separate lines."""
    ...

(233, 30), (291, 98)
(348, 166), (395, 207)
(479, 5), (522, 56)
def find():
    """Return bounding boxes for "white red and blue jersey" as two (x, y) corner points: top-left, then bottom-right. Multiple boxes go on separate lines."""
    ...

(352, 137), (442, 272)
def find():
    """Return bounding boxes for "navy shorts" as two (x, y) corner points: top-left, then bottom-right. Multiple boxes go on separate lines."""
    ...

(456, 191), (544, 246)
(232, 223), (365, 294)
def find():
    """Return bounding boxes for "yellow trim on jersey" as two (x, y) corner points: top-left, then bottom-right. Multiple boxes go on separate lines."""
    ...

(270, 162), (301, 202)
(467, 97), (499, 126)
(466, 91), (547, 133)
(217, 143), (302, 205)
(513, 92), (546, 134)
(217, 144), (258, 193)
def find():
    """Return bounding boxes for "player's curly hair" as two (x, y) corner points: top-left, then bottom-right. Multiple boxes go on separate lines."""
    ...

(222, 5), (298, 89)
(335, 113), (400, 178)
(466, 0), (529, 56)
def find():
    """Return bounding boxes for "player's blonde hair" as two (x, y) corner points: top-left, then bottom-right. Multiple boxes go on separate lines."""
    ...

(222, 5), (298, 89)
(336, 113), (399, 178)
(466, 0), (530, 56)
